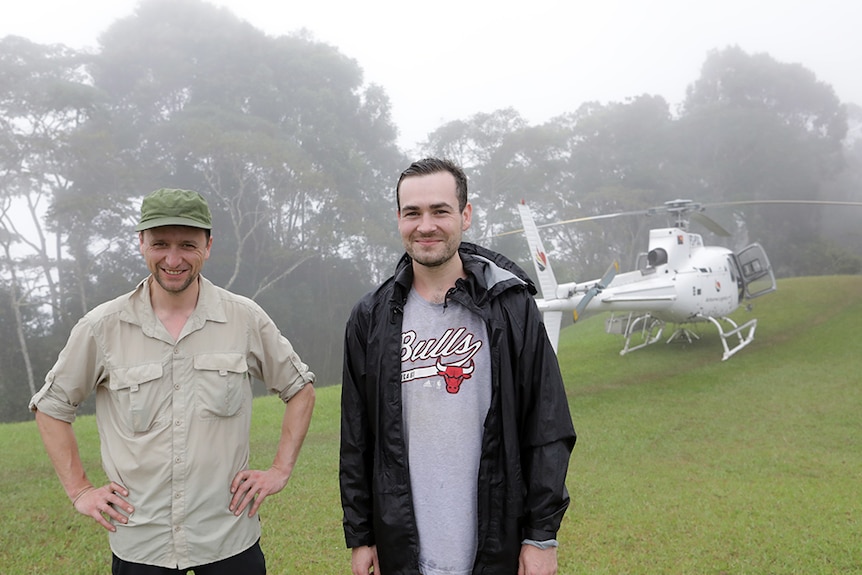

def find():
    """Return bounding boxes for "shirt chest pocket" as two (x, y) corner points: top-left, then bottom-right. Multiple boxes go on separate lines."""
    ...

(193, 353), (248, 419)
(108, 363), (165, 433)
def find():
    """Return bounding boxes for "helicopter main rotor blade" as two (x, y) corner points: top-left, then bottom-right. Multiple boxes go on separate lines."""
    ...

(494, 209), (648, 237)
(690, 212), (731, 236)
(704, 200), (862, 208)
(495, 199), (862, 238)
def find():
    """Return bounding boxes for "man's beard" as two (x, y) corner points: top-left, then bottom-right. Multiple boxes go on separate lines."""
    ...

(154, 270), (198, 293)
(405, 236), (459, 268)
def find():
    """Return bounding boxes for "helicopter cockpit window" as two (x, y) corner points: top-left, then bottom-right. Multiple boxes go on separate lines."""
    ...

(743, 259), (763, 275)
(647, 248), (668, 267)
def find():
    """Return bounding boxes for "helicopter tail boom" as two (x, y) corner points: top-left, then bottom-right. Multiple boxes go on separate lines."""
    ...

(517, 202), (558, 300)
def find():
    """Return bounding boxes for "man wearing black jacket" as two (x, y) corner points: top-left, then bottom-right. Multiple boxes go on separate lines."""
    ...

(340, 158), (576, 575)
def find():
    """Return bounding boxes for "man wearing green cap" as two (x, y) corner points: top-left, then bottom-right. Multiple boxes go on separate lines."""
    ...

(30, 188), (316, 574)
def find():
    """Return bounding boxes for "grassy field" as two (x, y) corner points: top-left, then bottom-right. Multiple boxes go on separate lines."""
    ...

(2, 275), (860, 574)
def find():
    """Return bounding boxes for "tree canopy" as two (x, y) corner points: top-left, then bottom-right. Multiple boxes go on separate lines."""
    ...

(2, 5), (861, 423)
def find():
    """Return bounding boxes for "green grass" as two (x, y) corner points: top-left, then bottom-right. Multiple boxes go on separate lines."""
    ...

(2, 276), (861, 574)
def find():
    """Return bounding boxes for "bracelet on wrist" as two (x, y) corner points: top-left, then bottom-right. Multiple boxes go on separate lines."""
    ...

(71, 486), (96, 507)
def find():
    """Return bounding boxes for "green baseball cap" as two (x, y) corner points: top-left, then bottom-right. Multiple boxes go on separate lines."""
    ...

(136, 188), (212, 231)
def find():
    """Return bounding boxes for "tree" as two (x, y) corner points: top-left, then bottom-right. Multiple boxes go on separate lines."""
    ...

(421, 100), (678, 281)
(678, 46), (848, 276)
(803, 102), (862, 272)
(88, 0), (403, 296)
(542, 96), (676, 276)
(0, 36), (105, 397)
(0, 0), (406, 418)
(89, 0), (404, 383)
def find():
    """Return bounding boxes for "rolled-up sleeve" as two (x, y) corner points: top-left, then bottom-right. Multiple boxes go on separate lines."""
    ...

(248, 308), (315, 403)
(29, 317), (104, 422)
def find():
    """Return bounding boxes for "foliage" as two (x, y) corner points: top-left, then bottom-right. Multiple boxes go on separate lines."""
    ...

(420, 48), (856, 285)
(0, 0), (405, 411)
(3, 276), (861, 573)
(784, 239), (862, 276)
(676, 46), (848, 273)
(3, 10), (862, 423)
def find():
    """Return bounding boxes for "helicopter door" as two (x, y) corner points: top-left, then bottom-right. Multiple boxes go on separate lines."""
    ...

(734, 243), (776, 299)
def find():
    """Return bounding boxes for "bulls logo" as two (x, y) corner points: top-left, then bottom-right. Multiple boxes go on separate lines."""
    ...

(435, 359), (474, 394)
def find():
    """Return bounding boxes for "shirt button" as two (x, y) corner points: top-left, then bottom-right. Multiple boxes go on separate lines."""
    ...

(175, 420), (181, 426)
(174, 384), (180, 390)
(175, 457), (181, 463)
(174, 348), (179, 354)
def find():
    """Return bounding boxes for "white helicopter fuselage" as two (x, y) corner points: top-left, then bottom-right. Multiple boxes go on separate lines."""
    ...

(568, 227), (741, 323)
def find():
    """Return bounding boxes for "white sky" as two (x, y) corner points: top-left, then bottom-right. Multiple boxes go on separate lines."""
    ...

(2, 0), (861, 151)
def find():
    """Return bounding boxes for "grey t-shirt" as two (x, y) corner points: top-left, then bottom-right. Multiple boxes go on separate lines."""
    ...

(401, 288), (492, 575)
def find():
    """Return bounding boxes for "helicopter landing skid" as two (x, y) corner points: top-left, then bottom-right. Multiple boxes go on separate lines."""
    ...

(666, 327), (701, 345)
(617, 314), (757, 360)
(619, 314), (664, 356)
(702, 315), (758, 361)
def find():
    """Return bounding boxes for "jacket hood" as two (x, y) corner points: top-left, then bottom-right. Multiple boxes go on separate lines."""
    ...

(459, 242), (537, 296)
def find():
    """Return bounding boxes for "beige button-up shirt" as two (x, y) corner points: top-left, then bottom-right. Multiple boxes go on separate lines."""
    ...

(30, 276), (314, 568)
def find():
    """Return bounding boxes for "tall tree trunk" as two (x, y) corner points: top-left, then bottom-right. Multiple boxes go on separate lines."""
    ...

(2, 243), (36, 396)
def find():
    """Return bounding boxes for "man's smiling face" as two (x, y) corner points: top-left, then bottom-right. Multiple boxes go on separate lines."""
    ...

(139, 226), (212, 294)
(397, 171), (472, 269)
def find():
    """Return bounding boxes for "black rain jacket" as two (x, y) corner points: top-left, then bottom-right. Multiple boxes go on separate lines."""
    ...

(340, 243), (576, 574)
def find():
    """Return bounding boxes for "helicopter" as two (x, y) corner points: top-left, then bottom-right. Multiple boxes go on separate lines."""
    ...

(514, 199), (778, 360)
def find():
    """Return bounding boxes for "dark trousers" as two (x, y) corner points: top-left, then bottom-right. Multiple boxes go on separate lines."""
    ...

(112, 540), (266, 574)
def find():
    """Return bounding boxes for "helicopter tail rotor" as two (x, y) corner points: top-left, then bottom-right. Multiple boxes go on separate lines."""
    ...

(573, 260), (619, 321)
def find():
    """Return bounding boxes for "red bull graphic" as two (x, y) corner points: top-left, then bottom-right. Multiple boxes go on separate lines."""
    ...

(435, 359), (474, 394)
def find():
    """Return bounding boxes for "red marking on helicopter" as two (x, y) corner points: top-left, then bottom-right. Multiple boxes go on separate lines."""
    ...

(534, 249), (548, 272)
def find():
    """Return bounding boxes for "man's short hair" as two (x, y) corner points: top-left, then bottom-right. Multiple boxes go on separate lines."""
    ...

(396, 158), (468, 212)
